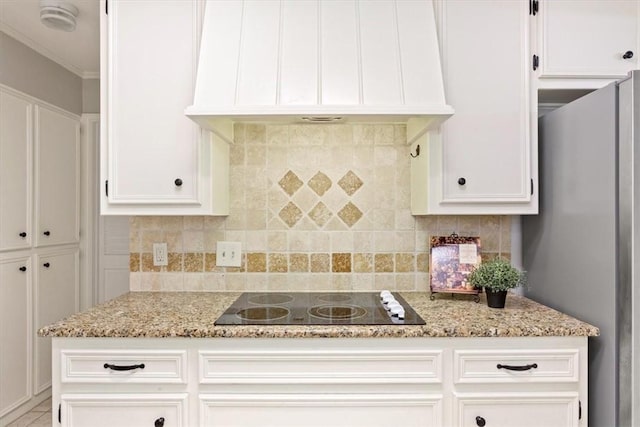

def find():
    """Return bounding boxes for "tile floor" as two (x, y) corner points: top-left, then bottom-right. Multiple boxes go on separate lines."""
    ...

(6, 398), (52, 427)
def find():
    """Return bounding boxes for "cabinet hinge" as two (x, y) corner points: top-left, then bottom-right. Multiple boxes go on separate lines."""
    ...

(58, 403), (61, 423)
(579, 400), (582, 420)
(532, 55), (539, 71)
(531, 179), (534, 195)
(105, 180), (109, 197)
(529, 0), (538, 15)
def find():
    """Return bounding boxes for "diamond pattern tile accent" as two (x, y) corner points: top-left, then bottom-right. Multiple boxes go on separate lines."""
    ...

(279, 202), (303, 228)
(308, 202), (333, 227)
(338, 170), (363, 196)
(278, 170), (303, 196)
(337, 202), (363, 227)
(308, 172), (332, 196)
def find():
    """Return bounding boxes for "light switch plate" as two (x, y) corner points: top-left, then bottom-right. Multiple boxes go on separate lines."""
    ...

(216, 241), (242, 267)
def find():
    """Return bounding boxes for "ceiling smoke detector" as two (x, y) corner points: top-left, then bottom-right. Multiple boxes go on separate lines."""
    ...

(39, 0), (79, 32)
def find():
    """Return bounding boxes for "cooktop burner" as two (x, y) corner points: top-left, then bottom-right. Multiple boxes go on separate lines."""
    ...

(214, 292), (425, 326)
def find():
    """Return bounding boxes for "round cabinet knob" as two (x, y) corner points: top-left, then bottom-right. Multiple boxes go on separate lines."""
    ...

(19, 232), (27, 238)
(154, 417), (165, 427)
(43, 230), (51, 236)
(19, 266), (27, 272)
(476, 416), (486, 427)
(458, 177), (466, 186)
(43, 262), (50, 268)
(623, 50), (634, 59)
(174, 178), (183, 187)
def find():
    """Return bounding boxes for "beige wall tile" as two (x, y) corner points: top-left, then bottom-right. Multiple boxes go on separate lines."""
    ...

(167, 253), (183, 272)
(128, 124), (512, 293)
(247, 253), (267, 272)
(375, 254), (394, 273)
(130, 253), (140, 272)
(289, 253), (309, 272)
(353, 253), (373, 273)
(268, 253), (288, 272)
(184, 253), (203, 272)
(395, 253), (414, 273)
(310, 253), (330, 272)
(332, 253), (351, 272)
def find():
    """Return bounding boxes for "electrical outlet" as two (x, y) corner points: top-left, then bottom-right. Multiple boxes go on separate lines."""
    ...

(153, 243), (168, 266)
(216, 241), (242, 267)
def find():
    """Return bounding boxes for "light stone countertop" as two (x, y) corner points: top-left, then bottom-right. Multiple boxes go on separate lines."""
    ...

(38, 292), (599, 338)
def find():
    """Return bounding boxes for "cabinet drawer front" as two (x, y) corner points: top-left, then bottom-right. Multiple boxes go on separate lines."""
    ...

(61, 350), (187, 384)
(454, 349), (579, 383)
(61, 393), (188, 427)
(454, 392), (579, 427)
(200, 349), (442, 384)
(200, 393), (442, 427)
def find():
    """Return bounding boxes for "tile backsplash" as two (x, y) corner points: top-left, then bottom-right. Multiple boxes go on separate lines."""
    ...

(129, 124), (511, 292)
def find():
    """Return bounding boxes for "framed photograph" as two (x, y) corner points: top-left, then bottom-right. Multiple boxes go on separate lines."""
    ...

(429, 234), (481, 299)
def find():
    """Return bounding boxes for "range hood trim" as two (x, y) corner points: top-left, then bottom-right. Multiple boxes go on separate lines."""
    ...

(186, 105), (454, 145)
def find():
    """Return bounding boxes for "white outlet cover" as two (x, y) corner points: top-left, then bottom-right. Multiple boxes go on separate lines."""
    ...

(153, 243), (168, 266)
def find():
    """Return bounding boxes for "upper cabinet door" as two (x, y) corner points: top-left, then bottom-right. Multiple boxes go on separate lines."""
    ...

(105, 0), (201, 205)
(0, 89), (32, 251)
(537, 0), (639, 80)
(426, 0), (535, 213)
(34, 105), (80, 247)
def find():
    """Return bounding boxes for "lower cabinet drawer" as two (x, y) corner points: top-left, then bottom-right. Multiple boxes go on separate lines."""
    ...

(453, 349), (579, 383)
(61, 350), (187, 384)
(60, 393), (188, 427)
(199, 393), (443, 427)
(199, 349), (442, 384)
(454, 392), (580, 427)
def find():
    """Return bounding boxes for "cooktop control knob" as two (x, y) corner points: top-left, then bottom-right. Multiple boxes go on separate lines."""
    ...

(380, 290), (392, 300)
(391, 306), (406, 319)
(382, 294), (396, 305)
(386, 302), (402, 315)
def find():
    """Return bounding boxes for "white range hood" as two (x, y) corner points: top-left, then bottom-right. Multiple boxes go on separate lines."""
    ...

(185, 0), (453, 144)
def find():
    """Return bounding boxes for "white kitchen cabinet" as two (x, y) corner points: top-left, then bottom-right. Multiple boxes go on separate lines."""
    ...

(0, 89), (32, 251)
(0, 86), (81, 425)
(60, 394), (188, 427)
(51, 336), (587, 427)
(454, 393), (579, 427)
(412, 0), (537, 215)
(535, 0), (640, 89)
(200, 394), (442, 427)
(35, 249), (79, 395)
(34, 105), (80, 247)
(100, 0), (228, 216)
(0, 255), (31, 417)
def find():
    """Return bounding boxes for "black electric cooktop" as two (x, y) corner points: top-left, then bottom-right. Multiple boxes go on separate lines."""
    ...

(214, 292), (426, 326)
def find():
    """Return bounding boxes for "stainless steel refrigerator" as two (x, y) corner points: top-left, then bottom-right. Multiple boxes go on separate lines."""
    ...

(522, 71), (640, 427)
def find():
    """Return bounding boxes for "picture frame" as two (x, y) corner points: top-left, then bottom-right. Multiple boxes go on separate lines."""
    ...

(429, 233), (481, 301)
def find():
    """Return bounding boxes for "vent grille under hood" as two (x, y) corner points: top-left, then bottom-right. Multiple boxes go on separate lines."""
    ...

(186, 0), (453, 144)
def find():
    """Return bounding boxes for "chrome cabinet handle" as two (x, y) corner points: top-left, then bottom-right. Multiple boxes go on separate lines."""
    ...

(155, 417), (165, 427)
(623, 50), (634, 59)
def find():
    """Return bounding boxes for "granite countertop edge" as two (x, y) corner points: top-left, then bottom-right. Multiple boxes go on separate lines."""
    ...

(38, 291), (600, 339)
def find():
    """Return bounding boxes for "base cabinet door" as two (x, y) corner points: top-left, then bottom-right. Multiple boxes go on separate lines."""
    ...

(200, 394), (443, 427)
(60, 394), (188, 427)
(35, 249), (79, 394)
(454, 393), (580, 427)
(0, 256), (31, 417)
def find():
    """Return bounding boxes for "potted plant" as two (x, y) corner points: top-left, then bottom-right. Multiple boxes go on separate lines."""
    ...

(468, 257), (526, 308)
